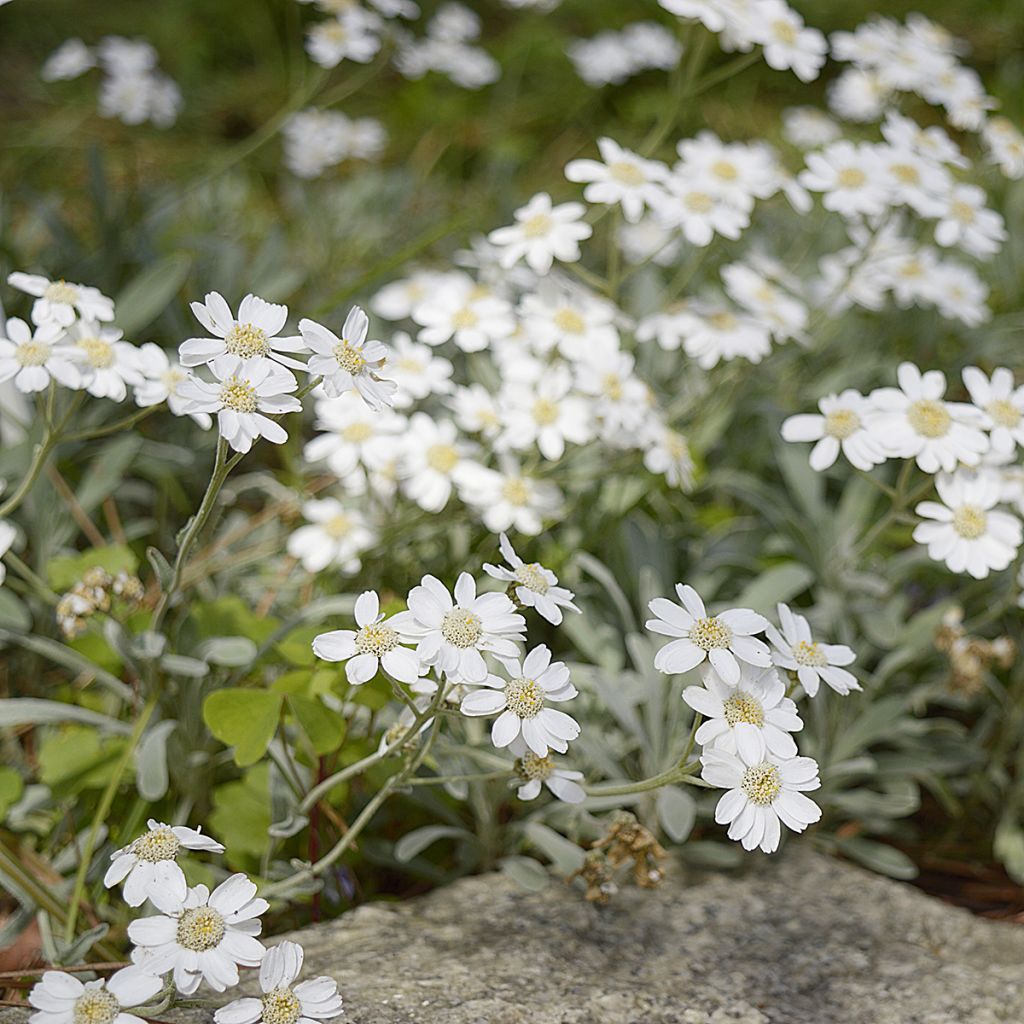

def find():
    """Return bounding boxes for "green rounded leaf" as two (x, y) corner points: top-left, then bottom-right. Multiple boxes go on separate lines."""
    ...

(203, 689), (282, 767)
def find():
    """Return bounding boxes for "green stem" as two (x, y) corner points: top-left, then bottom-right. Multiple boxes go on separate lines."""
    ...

(690, 50), (762, 97)
(403, 770), (510, 787)
(3, 551), (59, 604)
(0, 435), (58, 519)
(585, 760), (709, 798)
(64, 405), (161, 443)
(63, 693), (158, 944)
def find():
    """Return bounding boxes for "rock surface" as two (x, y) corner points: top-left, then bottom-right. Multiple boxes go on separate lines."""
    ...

(4, 849), (1024, 1024)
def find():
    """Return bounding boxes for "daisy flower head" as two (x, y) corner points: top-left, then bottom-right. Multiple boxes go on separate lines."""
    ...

(701, 745), (821, 853)
(411, 274), (514, 353)
(28, 969), (163, 1024)
(798, 141), (889, 219)
(457, 457), (563, 536)
(487, 192), (593, 274)
(766, 604), (859, 698)
(483, 533), (580, 626)
(301, 306), (396, 410)
(646, 584), (771, 685)
(286, 498), (376, 575)
(684, 663), (802, 761)
(305, 8), (382, 68)
(565, 138), (668, 223)
(963, 366), (1024, 457)
(392, 572), (526, 684)
(303, 392), (406, 479)
(933, 184), (1006, 260)
(753, 1), (827, 83)
(459, 644), (579, 755)
(497, 363), (592, 461)
(103, 819), (224, 907)
(869, 362), (989, 474)
(214, 941), (344, 1024)
(128, 874), (268, 995)
(398, 413), (474, 513)
(508, 737), (584, 804)
(387, 331), (453, 408)
(68, 320), (142, 401)
(0, 317), (80, 393)
(134, 343), (211, 427)
(181, 293), (307, 372)
(781, 389), (887, 472)
(178, 356), (301, 454)
(913, 470), (1023, 580)
(312, 589), (422, 685)
(7, 272), (114, 327)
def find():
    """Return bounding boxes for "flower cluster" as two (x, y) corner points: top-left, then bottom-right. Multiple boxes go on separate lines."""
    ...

(393, 3), (500, 89)
(55, 567), (144, 640)
(568, 23), (682, 88)
(283, 108), (387, 179)
(42, 36), (181, 127)
(783, 362), (1024, 581)
(647, 585), (858, 853)
(28, 820), (343, 1020)
(313, 533), (586, 803)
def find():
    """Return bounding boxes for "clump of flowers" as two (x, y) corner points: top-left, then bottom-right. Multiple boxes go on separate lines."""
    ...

(56, 567), (144, 639)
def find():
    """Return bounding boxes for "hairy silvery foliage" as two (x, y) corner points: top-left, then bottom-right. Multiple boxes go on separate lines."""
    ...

(0, 1), (1023, 994)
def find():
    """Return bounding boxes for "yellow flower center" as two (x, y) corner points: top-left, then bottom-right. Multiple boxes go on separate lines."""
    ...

(342, 422), (373, 442)
(602, 374), (623, 401)
(522, 213), (553, 238)
(131, 826), (180, 863)
(771, 19), (798, 44)
(712, 159), (739, 181)
(793, 640), (828, 667)
(533, 398), (559, 426)
(333, 341), (366, 375)
(690, 616), (731, 651)
(741, 763), (782, 806)
(323, 514), (353, 539)
(441, 610), (483, 649)
(553, 308), (585, 334)
(825, 408), (860, 439)
(513, 563), (549, 594)
(355, 623), (399, 657)
(684, 190), (714, 213)
(261, 989), (302, 1024)
(610, 161), (646, 186)
(950, 200), (976, 224)
(514, 751), (554, 781)
(709, 312), (738, 331)
(426, 444), (459, 473)
(44, 280), (80, 305)
(16, 340), (50, 367)
(837, 167), (867, 189)
(502, 478), (531, 506)
(451, 308), (479, 330)
(79, 337), (114, 369)
(219, 379), (259, 413)
(952, 505), (987, 540)
(890, 162), (920, 185)
(176, 906), (225, 952)
(722, 692), (765, 727)
(73, 989), (119, 1024)
(907, 399), (951, 438)
(225, 323), (270, 359)
(987, 399), (1020, 429)
(505, 677), (544, 719)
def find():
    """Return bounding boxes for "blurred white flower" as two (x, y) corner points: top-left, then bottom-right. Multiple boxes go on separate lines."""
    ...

(41, 38), (96, 81)
(412, 275), (514, 352)
(565, 138), (668, 223)
(933, 184), (1006, 259)
(799, 141), (889, 219)
(497, 363), (591, 461)
(306, 10), (382, 68)
(387, 331), (453, 408)
(458, 459), (563, 535)
(963, 366), (1024, 457)
(0, 317), (80, 393)
(134, 343), (211, 427)
(488, 193), (592, 274)
(287, 498), (376, 574)
(7, 272), (114, 326)
(67, 320), (142, 402)
(398, 413), (474, 512)
(781, 389), (887, 472)
(283, 108), (387, 178)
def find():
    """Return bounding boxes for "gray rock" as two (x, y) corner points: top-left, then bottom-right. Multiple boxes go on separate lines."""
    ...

(4, 849), (1023, 1024)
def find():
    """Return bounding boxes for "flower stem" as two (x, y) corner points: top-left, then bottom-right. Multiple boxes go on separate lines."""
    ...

(584, 759), (711, 798)
(63, 692), (158, 944)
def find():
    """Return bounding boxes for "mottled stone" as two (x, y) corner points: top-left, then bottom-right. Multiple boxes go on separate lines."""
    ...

(4, 849), (1023, 1023)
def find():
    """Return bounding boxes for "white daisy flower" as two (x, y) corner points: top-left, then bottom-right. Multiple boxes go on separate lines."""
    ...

(301, 307), (395, 410)
(508, 737), (585, 804)
(483, 533), (579, 626)
(460, 644), (579, 755)
(457, 457), (563, 536)
(653, 175), (748, 247)
(387, 331), (453, 408)
(7, 272), (114, 327)
(642, 420), (695, 490)
(133, 343), (211, 427)
(306, 9), (381, 68)
(41, 38), (97, 82)
(754, 2), (827, 82)
(181, 292), (307, 372)
(312, 589), (422, 685)
(963, 366), (1024, 457)
(497, 364), (591, 461)
(28, 969), (163, 1024)
(303, 392), (406, 478)
(370, 271), (447, 322)
(488, 192), (593, 274)
(103, 819), (224, 907)
(798, 141), (889, 219)
(0, 317), (80, 393)
(517, 284), (618, 360)
(67, 320), (142, 401)
(766, 603), (860, 698)
(128, 874), (267, 995)
(645, 584), (771, 686)
(214, 941), (343, 1024)
(781, 389), (887, 472)
(666, 303), (772, 368)
(934, 184), (1006, 260)
(392, 572), (526, 684)
(684, 664), (802, 761)
(398, 413), (475, 513)
(869, 362), (989, 474)
(411, 275), (514, 353)
(701, 745), (821, 854)
(565, 137), (667, 223)
(450, 383), (502, 438)
(913, 470), (1023, 580)
(721, 263), (807, 343)
(178, 356), (301, 454)
(286, 498), (376, 574)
